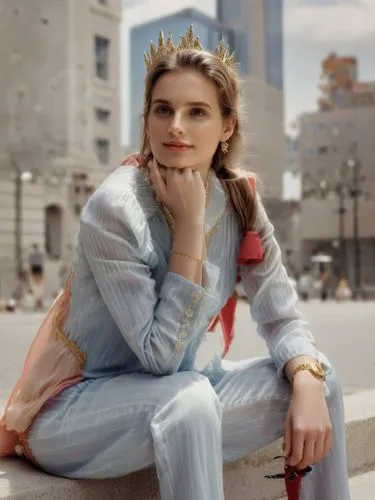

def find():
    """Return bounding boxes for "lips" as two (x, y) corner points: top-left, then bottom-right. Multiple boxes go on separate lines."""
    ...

(163, 142), (192, 151)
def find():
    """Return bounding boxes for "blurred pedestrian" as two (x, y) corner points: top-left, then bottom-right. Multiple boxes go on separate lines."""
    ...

(320, 268), (332, 302)
(335, 277), (352, 301)
(28, 243), (45, 311)
(297, 266), (314, 301)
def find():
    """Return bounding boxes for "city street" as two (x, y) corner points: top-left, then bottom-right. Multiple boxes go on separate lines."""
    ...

(1, 300), (374, 412)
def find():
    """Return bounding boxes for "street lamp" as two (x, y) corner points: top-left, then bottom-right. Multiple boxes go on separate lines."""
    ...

(303, 143), (366, 298)
(12, 164), (33, 281)
(345, 144), (364, 299)
(303, 168), (349, 279)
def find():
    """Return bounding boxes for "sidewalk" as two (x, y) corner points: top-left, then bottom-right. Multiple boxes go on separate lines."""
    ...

(350, 470), (375, 499)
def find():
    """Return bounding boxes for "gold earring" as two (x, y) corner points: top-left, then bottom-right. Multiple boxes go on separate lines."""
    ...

(221, 141), (229, 154)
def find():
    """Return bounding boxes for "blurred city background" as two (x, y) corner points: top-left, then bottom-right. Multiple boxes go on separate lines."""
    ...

(0, 0), (374, 306)
(1, 3), (375, 496)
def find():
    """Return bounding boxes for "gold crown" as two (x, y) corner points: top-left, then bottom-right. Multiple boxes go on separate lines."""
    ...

(144, 25), (236, 71)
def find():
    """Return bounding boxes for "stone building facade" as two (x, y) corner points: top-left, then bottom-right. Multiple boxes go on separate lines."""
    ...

(0, 0), (122, 299)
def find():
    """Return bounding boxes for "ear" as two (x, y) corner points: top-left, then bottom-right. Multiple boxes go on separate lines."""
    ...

(221, 114), (236, 142)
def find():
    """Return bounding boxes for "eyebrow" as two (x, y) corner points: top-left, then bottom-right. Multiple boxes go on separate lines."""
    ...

(152, 99), (212, 109)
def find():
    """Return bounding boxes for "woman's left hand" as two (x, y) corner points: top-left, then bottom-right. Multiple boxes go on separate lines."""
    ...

(283, 373), (333, 470)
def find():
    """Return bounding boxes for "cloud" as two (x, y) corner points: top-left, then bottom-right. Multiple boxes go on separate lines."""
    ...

(285, 0), (375, 42)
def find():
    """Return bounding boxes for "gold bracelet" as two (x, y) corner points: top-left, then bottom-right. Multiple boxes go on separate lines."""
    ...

(171, 250), (202, 263)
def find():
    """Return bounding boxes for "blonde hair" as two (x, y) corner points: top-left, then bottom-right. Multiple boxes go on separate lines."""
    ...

(140, 48), (257, 234)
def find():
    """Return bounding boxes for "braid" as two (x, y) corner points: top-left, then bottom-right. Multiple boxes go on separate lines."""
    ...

(216, 165), (257, 234)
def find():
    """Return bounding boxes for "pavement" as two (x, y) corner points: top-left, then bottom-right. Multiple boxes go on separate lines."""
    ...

(203, 299), (375, 395)
(1, 300), (375, 407)
(1, 301), (375, 498)
(350, 470), (375, 499)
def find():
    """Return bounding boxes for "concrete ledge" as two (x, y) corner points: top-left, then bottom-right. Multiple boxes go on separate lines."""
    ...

(1, 390), (375, 500)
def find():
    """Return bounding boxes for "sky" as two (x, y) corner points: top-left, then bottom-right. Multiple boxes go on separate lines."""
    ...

(121, 0), (375, 144)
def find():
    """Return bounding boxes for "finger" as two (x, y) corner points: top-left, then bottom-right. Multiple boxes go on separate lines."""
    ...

(323, 427), (333, 457)
(313, 432), (325, 464)
(288, 426), (305, 467)
(168, 166), (185, 179)
(121, 153), (138, 166)
(181, 167), (193, 177)
(283, 417), (292, 460)
(297, 436), (315, 470)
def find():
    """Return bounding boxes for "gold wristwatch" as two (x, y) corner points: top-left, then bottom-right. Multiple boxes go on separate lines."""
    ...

(292, 362), (325, 382)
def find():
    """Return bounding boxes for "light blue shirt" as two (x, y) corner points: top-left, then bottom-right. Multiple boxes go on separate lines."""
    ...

(64, 164), (320, 381)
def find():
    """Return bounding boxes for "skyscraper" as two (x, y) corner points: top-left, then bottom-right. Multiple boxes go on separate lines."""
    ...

(217, 0), (285, 199)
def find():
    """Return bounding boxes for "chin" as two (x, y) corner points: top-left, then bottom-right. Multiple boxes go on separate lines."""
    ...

(157, 152), (197, 169)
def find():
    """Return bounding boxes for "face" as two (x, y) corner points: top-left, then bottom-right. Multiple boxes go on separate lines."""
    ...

(146, 69), (234, 176)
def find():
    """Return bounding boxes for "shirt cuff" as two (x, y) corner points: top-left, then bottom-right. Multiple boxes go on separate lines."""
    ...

(158, 271), (217, 355)
(274, 337), (332, 379)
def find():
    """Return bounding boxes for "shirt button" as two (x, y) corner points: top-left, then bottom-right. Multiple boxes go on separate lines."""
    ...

(185, 308), (194, 318)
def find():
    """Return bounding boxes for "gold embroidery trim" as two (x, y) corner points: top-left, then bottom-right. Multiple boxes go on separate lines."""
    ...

(175, 290), (204, 352)
(55, 328), (87, 369)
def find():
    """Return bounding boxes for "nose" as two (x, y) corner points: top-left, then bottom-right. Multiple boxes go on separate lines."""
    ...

(168, 111), (184, 137)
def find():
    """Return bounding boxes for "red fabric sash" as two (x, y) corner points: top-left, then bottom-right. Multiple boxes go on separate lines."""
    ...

(207, 177), (265, 357)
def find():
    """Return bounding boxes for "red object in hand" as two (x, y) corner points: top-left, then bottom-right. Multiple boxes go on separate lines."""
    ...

(265, 459), (312, 500)
(284, 466), (304, 500)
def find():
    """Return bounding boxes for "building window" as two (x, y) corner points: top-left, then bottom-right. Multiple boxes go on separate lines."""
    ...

(95, 139), (110, 165)
(318, 145), (329, 155)
(95, 108), (111, 123)
(94, 36), (110, 80)
(45, 205), (62, 260)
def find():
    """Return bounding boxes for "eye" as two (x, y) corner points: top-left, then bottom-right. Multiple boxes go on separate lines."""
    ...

(154, 105), (172, 116)
(190, 107), (207, 117)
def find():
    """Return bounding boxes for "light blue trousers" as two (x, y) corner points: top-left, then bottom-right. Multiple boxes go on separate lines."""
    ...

(28, 357), (350, 500)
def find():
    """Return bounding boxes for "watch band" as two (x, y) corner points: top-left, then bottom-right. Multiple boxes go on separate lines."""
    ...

(292, 362), (325, 381)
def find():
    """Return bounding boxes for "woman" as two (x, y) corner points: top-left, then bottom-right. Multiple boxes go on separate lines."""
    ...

(0, 28), (350, 499)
